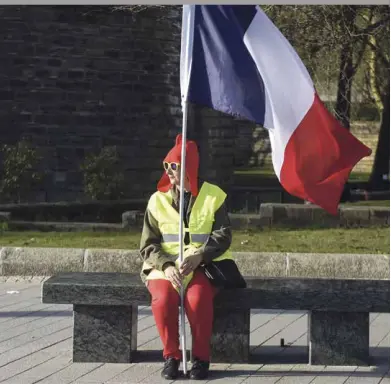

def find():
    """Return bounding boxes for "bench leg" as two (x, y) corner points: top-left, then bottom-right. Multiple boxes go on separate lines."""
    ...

(309, 311), (369, 366)
(211, 308), (250, 363)
(73, 305), (138, 363)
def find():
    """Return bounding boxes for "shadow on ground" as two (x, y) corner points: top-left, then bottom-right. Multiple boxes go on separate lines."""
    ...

(0, 310), (72, 317)
(135, 346), (389, 366)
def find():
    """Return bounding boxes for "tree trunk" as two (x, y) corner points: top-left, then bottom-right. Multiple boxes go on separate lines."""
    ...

(369, 92), (390, 190)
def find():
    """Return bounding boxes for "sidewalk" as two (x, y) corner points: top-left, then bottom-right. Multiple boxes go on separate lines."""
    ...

(0, 278), (389, 384)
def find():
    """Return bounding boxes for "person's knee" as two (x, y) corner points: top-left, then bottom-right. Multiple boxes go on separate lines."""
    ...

(186, 284), (214, 311)
(149, 280), (179, 308)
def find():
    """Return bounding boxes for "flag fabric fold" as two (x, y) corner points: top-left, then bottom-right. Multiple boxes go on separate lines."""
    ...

(180, 5), (371, 214)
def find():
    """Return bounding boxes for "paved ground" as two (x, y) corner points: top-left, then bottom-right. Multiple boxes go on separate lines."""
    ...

(0, 278), (388, 384)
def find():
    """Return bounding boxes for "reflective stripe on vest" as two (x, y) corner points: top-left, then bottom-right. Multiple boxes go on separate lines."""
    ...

(142, 181), (233, 290)
(162, 233), (210, 244)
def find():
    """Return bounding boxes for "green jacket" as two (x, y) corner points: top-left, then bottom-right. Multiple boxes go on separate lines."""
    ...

(139, 181), (232, 283)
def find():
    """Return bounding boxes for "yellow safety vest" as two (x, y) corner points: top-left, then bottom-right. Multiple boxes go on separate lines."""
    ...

(142, 181), (233, 290)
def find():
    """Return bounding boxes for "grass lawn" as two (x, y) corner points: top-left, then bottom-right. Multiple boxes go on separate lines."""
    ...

(0, 227), (388, 254)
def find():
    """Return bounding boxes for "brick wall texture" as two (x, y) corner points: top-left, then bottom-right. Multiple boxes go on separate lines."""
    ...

(0, 5), (256, 202)
(0, 5), (379, 203)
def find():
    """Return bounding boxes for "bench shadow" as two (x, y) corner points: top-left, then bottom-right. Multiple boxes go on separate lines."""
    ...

(133, 350), (163, 362)
(0, 310), (72, 317)
(138, 307), (152, 316)
(137, 308), (306, 316)
(207, 368), (390, 380)
(250, 345), (308, 364)
(250, 346), (390, 365)
(134, 346), (390, 368)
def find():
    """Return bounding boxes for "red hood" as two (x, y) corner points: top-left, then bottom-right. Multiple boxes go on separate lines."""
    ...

(157, 134), (199, 197)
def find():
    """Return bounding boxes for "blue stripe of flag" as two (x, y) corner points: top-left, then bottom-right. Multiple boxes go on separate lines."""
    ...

(187, 5), (266, 125)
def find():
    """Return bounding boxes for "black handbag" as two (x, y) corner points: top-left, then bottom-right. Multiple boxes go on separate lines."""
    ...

(201, 259), (247, 289)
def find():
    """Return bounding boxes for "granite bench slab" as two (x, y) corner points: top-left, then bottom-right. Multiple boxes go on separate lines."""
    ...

(42, 272), (390, 366)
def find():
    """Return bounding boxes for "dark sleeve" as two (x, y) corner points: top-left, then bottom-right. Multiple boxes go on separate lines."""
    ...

(197, 201), (232, 264)
(139, 207), (177, 272)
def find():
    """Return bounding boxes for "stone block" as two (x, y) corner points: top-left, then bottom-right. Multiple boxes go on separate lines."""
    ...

(84, 249), (142, 273)
(270, 204), (289, 225)
(311, 206), (341, 227)
(309, 311), (369, 366)
(229, 214), (261, 230)
(286, 253), (390, 279)
(233, 252), (287, 277)
(258, 203), (390, 228)
(340, 207), (370, 227)
(285, 205), (314, 225)
(211, 308), (250, 363)
(369, 207), (390, 226)
(259, 204), (273, 226)
(42, 272), (150, 306)
(0, 247), (84, 276)
(73, 304), (138, 363)
(259, 203), (273, 220)
(246, 214), (261, 228)
(122, 210), (143, 229)
(215, 277), (389, 313)
(259, 216), (272, 227)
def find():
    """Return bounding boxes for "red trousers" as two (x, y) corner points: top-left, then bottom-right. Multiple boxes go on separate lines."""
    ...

(147, 269), (216, 361)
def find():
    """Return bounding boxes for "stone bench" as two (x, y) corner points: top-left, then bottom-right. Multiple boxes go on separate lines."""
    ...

(42, 272), (389, 366)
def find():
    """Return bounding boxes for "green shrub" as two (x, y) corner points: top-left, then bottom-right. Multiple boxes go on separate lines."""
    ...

(0, 140), (43, 203)
(0, 221), (8, 233)
(323, 101), (381, 122)
(351, 103), (381, 122)
(80, 146), (126, 200)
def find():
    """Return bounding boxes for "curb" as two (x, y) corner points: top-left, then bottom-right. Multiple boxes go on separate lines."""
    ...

(0, 247), (389, 280)
(259, 204), (389, 228)
(2, 204), (389, 233)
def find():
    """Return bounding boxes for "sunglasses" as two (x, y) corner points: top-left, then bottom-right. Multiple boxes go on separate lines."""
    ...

(163, 162), (180, 171)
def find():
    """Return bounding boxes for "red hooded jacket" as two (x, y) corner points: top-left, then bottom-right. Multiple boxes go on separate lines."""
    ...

(157, 134), (199, 197)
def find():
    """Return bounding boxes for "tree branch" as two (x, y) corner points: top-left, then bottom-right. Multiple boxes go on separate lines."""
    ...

(358, 16), (390, 35)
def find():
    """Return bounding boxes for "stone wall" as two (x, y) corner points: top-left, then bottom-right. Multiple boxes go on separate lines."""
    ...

(0, 5), (255, 203)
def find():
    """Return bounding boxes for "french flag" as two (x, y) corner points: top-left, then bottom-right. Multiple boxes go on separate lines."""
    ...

(180, 5), (371, 215)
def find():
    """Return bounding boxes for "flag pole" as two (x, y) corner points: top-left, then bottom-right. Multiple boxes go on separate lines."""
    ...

(178, 100), (189, 375)
(179, 4), (195, 376)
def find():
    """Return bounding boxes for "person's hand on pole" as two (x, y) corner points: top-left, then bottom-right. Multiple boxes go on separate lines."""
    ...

(164, 265), (183, 289)
(179, 253), (203, 276)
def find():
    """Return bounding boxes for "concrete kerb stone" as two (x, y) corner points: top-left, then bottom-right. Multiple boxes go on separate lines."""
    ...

(260, 203), (390, 227)
(0, 247), (4, 276)
(340, 207), (371, 227)
(0, 247), (389, 279)
(228, 214), (262, 229)
(233, 252), (287, 277)
(370, 207), (390, 226)
(84, 248), (142, 273)
(285, 252), (390, 279)
(0, 247), (84, 276)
